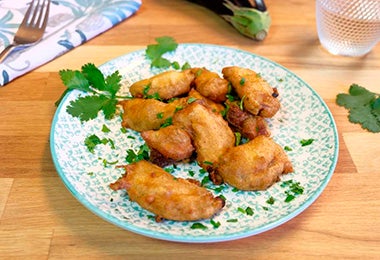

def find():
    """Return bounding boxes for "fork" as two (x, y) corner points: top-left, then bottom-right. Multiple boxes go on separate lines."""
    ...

(0, 0), (50, 63)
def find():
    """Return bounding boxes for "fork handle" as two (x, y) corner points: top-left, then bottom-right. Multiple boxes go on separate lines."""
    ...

(0, 44), (17, 64)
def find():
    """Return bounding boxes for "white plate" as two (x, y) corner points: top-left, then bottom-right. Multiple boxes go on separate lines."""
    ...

(50, 44), (339, 243)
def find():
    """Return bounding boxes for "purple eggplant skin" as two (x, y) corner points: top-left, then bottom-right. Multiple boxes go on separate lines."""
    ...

(186, 0), (267, 15)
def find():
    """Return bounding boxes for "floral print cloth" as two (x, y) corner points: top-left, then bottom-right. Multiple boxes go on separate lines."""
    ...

(0, 0), (141, 86)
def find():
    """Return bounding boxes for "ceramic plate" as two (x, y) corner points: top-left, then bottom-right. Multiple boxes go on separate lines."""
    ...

(50, 44), (339, 243)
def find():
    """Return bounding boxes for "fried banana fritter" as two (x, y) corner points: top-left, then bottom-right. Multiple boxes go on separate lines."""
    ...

(129, 70), (194, 100)
(141, 125), (195, 162)
(110, 160), (225, 221)
(191, 68), (229, 103)
(173, 102), (235, 171)
(226, 101), (271, 140)
(214, 136), (293, 191)
(119, 98), (187, 132)
(222, 66), (280, 118)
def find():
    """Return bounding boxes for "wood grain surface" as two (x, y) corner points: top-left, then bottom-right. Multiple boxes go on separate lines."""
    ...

(0, 0), (379, 259)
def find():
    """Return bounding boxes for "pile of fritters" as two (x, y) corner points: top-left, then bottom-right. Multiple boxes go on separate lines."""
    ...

(110, 66), (293, 222)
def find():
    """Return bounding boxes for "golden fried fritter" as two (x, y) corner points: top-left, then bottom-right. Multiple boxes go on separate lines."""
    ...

(173, 102), (235, 171)
(129, 69), (194, 100)
(188, 88), (225, 115)
(226, 101), (271, 140)
(141, 125), (195, 162)
(110, 160), (225, 221)
(119, 98), (187, 132)
(214, 136), (293, 191)
(191, 68), (229, 103)
(222, 66), (280, 118)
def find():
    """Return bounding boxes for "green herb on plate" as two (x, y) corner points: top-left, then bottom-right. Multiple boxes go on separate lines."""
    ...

(190, 222), (208, 230)
(281, 180), (304, 203)
(145, 36), (178, 68)
(336, 84), (380, 133)
(300, 138), (314, 147)
(55, 63), (126, 122)
(84, 134), (115, 154)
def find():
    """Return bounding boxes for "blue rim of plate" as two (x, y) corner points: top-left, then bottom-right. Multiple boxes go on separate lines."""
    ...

(50, 43), (339, 243)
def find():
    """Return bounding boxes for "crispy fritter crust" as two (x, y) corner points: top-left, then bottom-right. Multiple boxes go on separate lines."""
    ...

(214, 136), (293, 191)
(110, 160), (225, 221)
(130, 70), (194, 100)
(222, 66), (280, 118)
(173, 102), (235, 171)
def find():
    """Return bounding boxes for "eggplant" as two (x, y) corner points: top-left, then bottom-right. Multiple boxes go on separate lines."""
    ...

(187, 0), (271, 41)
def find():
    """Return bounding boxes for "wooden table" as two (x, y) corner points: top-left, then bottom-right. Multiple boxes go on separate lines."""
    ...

(1, 0), (379, 258)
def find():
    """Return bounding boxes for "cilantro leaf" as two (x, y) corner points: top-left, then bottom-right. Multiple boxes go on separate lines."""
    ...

(84, 134), (103, 153)
(336, 84), (380, 133)
(81, 63), (106, 91)
(145, 36), (178, 68)
(151, 57), (172, 68)
(101, 98), (118, 120)
(66, 95), (109, 122)
(146, 36), (178, 61)
(59, 69), (90, 92)
(56, 63), (123, 122)
(105, 71), (122, 97)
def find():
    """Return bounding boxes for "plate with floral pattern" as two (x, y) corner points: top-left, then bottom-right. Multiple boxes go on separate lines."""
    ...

(50, 44), (339, 243)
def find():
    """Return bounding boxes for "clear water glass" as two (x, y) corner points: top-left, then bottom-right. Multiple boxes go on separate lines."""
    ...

(316, 0), (380, 57)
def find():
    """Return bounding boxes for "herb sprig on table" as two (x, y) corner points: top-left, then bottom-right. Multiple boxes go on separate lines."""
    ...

(336, 84), (380, 133)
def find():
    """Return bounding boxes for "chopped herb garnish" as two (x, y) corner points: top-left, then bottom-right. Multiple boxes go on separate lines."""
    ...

(84, 134), (115, 153)
(156, 112), (164, 119)
(190, 223), (208, 230)
(181, 62), (191, 70)
(238, 206), (254, 216)
(218, 194), (226, 201)
(187, 97), (197, 104)
(210, 219), (221, 229)
(199, 168), (207, 175)
(281, 180), (304, 203)
(101, 124), (111, 133)
(234, 132), (242, 146)
(160, 117), (173, 128)
(240, 77), (246, 85)
(102, 159), (119, 167)
(201, 176), (211, 186)
(84, 134), (103, 153)
(266, 196), (275, 205)
(300, 138), (314, 146)
(171, 61), (180, 70)
(227, 219), (238, 223)
(246, 207), (254, 216)
(284, 146), (293, 151)
(239, 95), (246, 110)
(125, 144), (150, 163)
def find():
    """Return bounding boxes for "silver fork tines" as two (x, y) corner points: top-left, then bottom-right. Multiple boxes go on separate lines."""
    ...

(0, 0), (50, 63)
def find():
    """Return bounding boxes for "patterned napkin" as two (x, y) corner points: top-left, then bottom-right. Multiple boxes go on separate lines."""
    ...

(0, 0), (141, 86)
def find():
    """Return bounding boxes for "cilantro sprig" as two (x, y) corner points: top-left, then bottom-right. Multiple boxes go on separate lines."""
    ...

(55, 63), (125, 122)
(145, 36), (190, 70)
(336, 84), (380, 133)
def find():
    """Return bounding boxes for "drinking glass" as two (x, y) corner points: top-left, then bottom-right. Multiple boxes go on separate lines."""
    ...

(316, 0), (380, 57)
